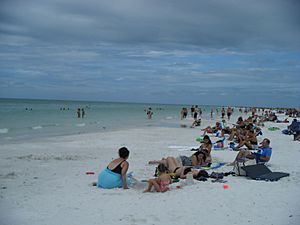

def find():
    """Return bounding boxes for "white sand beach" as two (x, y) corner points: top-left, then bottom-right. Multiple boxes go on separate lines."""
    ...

(1, 114), (300, 225)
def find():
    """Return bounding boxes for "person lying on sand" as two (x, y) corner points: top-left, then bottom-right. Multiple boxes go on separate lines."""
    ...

(149, 152), (209, 173)
(149, 135), (212, 168)
(201, 122), (221, 136)
(149, 156), (201, 179)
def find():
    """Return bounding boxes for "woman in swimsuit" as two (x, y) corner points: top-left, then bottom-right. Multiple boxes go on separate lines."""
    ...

(148, 135), (213, 171)
(96, 147), (130, 189)
(196, 135), (212, 165)
(201, 122), (221, 136)
(148, 138), (212, 178)
(177, 135), (212, 167)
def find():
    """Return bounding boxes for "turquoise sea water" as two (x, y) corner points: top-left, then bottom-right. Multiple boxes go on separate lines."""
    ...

(0, 98), (217, 143)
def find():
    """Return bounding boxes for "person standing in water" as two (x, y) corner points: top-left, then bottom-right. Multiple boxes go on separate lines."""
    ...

(147, 108), (153, 119)
(81, 108), (85, 118)
(77, 108), (81, 118)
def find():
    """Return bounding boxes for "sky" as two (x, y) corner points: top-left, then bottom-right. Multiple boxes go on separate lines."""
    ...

(0, 0), (300, 107)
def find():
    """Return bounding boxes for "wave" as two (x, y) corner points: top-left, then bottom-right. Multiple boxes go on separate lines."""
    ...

(76, 123), (86, 127)
(32, 126), (43, 130)
(43, 123), (60, 127)
(0, 128), (9, 134)
(31, 123), (60, 130)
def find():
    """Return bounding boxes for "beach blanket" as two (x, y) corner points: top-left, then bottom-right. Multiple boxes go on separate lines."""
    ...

(193, 162), (226, 170)
(97, 168), (130, 189)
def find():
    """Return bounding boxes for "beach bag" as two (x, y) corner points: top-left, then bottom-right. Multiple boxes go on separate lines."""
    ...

(233, 159), (256, 176)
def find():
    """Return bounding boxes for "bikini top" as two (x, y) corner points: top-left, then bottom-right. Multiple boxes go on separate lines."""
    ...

(108, 160), (125, 174)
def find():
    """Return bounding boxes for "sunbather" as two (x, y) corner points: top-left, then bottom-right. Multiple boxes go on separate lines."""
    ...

(149, 135), (212, 168)
(149, 152), (209, 171)
(201, 122), (221, 136)
(191, 118), (201, 128)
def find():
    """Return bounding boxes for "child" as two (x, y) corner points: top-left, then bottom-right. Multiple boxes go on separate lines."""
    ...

(144, 164), (172, 193)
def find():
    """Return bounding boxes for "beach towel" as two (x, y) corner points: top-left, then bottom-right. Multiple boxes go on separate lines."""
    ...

(268, 127), (280, 131)
(97, 168), (130, 189)
(193, 162), (226, 170)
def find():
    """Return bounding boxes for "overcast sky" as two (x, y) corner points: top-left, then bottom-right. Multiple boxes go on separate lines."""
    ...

(0, 0), (299, 107)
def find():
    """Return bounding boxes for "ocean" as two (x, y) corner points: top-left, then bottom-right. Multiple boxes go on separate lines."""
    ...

(0, 98), (217, 143)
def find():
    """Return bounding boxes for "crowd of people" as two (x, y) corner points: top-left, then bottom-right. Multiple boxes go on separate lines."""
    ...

(93, 106), (299, 192)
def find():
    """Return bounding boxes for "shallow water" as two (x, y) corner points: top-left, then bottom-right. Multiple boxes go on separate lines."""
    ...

(0, 98), (219, 143)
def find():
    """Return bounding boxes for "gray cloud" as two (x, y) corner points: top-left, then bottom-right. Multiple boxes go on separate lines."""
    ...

(1, 0), (299, 50)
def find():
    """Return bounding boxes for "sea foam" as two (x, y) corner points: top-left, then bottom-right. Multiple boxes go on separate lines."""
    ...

(32, 126), (43, 130)
(0, 128), (9, 134)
